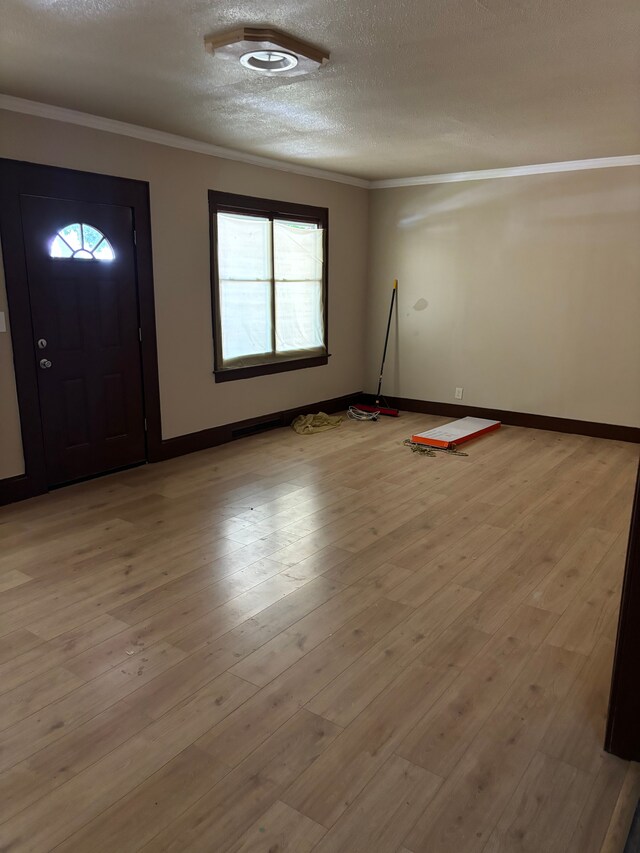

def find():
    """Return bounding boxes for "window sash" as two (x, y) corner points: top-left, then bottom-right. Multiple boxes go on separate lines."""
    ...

(211, 200), (328, 372)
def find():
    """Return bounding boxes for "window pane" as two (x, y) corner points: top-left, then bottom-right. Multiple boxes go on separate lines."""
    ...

(49, 223), (115, 261)
(50, 235), (73, 258)
(60, 223), (82, 251)
(220, 279), (272, 361)
(93, 240), (115, 261)
(275, 281), (324, 353)
(82, 224), (104, 251)
(273, 221), (323, 281)
(217, 213), (271, 281)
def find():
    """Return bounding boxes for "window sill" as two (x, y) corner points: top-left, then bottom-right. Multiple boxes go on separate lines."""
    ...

(213, 354), (329, 383)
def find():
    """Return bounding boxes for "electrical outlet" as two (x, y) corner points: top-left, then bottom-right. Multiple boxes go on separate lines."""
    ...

(455, 387), (463, 400)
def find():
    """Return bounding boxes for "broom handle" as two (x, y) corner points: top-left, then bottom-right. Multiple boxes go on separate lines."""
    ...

(376, 279), (398, 401)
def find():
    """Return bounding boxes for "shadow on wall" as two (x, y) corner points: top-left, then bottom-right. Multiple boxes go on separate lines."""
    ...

(396, 174), (640, 236)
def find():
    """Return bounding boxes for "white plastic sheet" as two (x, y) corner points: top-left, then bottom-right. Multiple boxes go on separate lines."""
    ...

(217, 213), (325, 367)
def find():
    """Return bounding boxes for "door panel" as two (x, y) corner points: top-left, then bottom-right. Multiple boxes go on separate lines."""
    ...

(20, 195), (146, 486)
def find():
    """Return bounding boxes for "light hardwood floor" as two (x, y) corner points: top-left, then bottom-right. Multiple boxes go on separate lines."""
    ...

(0, 412), (638, 852)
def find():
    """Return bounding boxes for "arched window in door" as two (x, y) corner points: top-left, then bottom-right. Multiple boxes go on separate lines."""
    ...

(49, 223), (115, 260)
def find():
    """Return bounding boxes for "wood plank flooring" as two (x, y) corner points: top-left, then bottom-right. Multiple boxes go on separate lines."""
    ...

(0, 411), (639, 852)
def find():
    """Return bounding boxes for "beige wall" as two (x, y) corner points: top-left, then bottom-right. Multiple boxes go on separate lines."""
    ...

(0, 111), (369, 478)
(367, 168), (640, 426)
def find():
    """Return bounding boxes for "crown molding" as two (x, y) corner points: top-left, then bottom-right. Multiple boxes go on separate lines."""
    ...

(1, 94), (638, 190)
(370, 155), (640, 188)
(0, 94), (369, 189)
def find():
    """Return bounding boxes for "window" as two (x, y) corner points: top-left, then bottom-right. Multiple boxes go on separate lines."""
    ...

(49, 223), (115, 260)
(209, 191), (328, 381)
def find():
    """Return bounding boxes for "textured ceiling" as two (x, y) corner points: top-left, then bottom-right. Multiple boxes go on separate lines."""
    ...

(1, 0), (639, 180)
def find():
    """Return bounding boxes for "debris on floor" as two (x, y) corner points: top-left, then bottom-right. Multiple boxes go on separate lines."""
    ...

(402, 438), (468, 457)
(291, 411), (343, 435)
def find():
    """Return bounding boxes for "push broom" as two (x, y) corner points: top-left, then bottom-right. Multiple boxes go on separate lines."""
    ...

(352, 279), (400, 418)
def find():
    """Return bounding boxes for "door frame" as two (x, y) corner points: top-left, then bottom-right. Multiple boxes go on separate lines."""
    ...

(605, 458), (640, 759)
(0, 159), (162, 505)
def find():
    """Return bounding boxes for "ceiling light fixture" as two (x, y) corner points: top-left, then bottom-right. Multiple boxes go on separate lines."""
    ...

(239, 50), (298, 73)
(205, 27), (329, 77)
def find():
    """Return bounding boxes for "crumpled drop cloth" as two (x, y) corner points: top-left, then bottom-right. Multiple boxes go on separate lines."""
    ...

(291, 412), (343, 435)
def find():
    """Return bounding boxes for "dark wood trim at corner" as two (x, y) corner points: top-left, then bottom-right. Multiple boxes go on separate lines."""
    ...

(132, 181), (163, 463)
(214, 354), (329, 383)
(0, 473), (39, 508)
(359, 395), (640, 444)
(157, 392), (360, 461)
(605, 459), (640, 760)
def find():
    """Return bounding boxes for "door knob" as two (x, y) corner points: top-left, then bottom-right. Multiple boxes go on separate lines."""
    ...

(39, 358), (52, 369)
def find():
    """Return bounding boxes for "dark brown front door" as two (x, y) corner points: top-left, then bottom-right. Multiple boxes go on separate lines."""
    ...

(20, 195), (146, 486)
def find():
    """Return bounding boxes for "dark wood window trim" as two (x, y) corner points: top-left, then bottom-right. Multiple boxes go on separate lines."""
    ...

(208, 190), (329, 383)
(0, 159), (162, 506)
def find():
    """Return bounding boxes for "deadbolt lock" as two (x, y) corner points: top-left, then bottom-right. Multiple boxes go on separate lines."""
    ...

(37, 338), (47, 349)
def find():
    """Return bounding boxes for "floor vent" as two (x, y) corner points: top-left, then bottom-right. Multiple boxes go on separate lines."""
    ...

(231, 416), (284, 439)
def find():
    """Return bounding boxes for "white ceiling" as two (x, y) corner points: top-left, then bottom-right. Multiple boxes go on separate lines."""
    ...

(1, 0), (639, 181)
